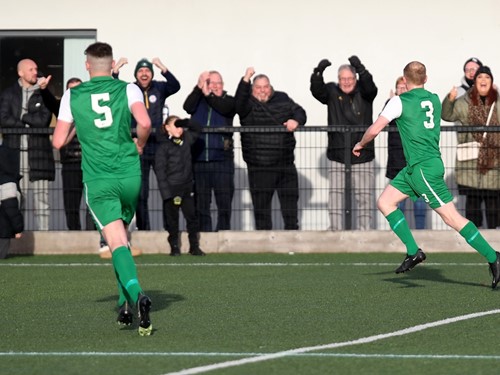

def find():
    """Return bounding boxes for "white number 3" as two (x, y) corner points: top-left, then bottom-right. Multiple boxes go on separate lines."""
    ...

(91, 93), (113, 128)
(421, 100), (434, 129)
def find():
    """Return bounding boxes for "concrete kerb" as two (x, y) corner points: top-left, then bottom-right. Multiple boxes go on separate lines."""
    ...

(8, 230), (500, 255)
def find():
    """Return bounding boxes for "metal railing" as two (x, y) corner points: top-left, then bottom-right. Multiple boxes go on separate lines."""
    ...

(1, 125), (499, 231)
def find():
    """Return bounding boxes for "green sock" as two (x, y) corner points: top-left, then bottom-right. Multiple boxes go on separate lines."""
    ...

(459, 221), (497, 263)
(114, 268), (130, 307)
(112, 246), (142, 305)
(386, 209), (419, 255)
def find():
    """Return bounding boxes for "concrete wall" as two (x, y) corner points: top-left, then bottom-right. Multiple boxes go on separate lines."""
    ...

(9, 230), (500, 255)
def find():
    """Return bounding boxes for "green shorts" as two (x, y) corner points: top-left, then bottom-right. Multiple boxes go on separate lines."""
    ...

(84, 175), (141, 230)
(390, 158), (453, 209)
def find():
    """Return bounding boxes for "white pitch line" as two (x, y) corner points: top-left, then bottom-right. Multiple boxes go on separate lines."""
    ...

(1, 352), (499, 360)
(163, 309), (500, 375)
(0, 262), (487, 267)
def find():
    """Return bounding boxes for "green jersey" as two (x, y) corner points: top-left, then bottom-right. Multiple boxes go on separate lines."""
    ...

(59, 76), (141, 183)
(382, 88), (442, 168)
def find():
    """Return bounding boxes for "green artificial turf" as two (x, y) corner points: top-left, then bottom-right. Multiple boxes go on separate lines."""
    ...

(0, 253), (499, 375)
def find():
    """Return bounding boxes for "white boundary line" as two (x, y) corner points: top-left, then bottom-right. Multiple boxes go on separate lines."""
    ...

(1, 352), (499, 360)
(0, 262), (487, 267)
(163, 309), (500, 375)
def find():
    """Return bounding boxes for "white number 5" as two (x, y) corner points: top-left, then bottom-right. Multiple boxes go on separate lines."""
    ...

(91, 93), (113, 128)
(421, 100), (434, 129)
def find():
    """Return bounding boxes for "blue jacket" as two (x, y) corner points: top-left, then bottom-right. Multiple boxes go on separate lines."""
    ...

(183, 86), (235, 162)
(113, 70), (181, 156)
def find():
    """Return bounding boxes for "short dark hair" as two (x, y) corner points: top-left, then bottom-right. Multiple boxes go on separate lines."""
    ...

(84, 42), (113, 59)
(65, 77), (82, 89)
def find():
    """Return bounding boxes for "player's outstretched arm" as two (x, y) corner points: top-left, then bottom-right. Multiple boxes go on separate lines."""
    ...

(352, 115), (389, 157)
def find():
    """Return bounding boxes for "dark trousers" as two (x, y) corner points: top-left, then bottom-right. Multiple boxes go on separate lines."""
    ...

(136, 155), (156, 230)
(247, 163), (299, 230)
(194, 159), (234, 232)
(163, 196), (200, 247)
(464, 189), (500, 229)
(61, 162), (93, 230)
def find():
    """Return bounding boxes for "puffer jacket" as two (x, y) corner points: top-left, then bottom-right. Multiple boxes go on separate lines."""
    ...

(442, 90), (500, 189)
(310, 69), (377, 164)
(154, 119), (200, 200)
(0, 82), (55, 181)
(235, 79), (307, 167)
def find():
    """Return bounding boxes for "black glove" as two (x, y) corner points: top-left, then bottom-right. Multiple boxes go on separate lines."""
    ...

(348, 55), (365, 74)
(314, 59), (331, 74)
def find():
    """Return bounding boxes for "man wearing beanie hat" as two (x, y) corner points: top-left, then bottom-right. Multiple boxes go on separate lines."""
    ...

(112, 57), (181, 231)
(134, 58), (154, 79)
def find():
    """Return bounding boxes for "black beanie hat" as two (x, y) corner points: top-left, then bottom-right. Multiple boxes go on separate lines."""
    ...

(134, 58), (154, 78)
(463, 57), (483, 72)
(474, 65), (493, 82)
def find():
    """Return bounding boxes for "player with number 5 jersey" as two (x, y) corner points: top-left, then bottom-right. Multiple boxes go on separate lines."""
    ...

(53, 42), (154, 336)
(58, 76), (143, 182)
(352, 61), (500, 288)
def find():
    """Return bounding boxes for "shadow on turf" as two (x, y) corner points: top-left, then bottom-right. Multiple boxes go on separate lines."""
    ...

(373, 267), (489, 289)
(96, 290), (185, 313)
(96, 291), (185, 333)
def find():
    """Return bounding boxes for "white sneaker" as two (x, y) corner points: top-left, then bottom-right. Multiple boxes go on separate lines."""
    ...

(128, 242), (143, 257)
(99, 245), (111, 259)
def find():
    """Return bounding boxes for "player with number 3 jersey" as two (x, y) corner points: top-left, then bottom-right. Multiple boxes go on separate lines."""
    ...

(352, 61), (500, 287)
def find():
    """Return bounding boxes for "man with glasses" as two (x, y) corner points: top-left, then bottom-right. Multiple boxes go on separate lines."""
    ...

(456, 57), (483, 98)
(310, 56), (378, 230)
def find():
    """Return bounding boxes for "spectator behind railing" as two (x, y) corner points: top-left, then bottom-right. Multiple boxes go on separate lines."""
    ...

(112, 57), (181, 232)
(310, 56), (378, 230)
(442, 65), (500, 229)
(235, 67), (306, 230)
(154, 116), (205, 256)
(184, 70), (236, 232)
(0, 144), (23, 259)
(38, 76), (95, 231)
(0, 59), (55, 231)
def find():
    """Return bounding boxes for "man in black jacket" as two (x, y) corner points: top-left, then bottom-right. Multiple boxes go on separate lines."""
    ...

(39, 77), (93, 231)
(0, 145), (24, 258)
(236, 67), (307, 230)
(0, 58), (55, 231)
(310, 56), (377, 230)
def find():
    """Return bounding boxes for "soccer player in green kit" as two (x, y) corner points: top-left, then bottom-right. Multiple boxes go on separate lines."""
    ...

(353, 61), (500, 288)
(53, 42), (153, 335)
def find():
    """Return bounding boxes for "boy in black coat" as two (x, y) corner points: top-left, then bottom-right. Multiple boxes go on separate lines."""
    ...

(0, 145), (24, 258)
(154, 116), (205, 256)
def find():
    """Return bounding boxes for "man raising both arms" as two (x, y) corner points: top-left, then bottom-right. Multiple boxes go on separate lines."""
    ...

(53, 42), (153, 335)
(352, 61), (500, 288)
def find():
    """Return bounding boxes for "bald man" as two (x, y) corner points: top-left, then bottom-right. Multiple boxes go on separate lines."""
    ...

(0, 58), (55, 231)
